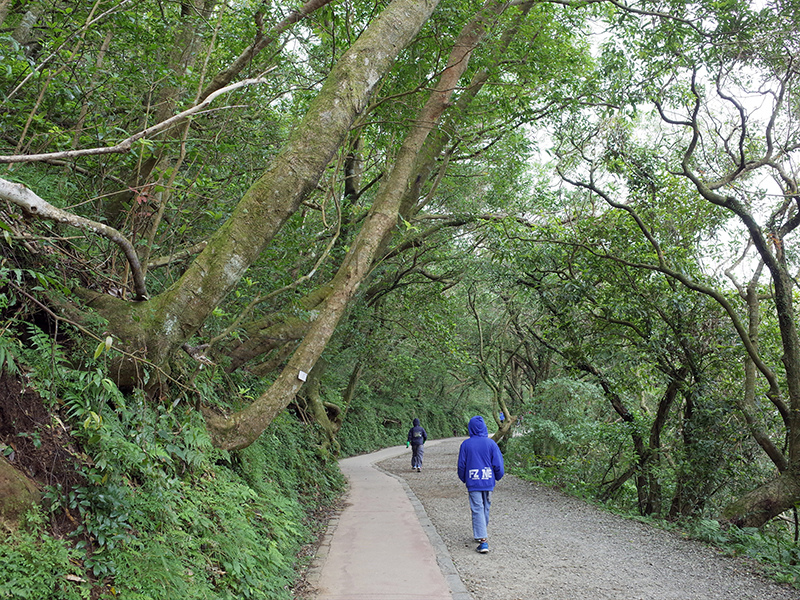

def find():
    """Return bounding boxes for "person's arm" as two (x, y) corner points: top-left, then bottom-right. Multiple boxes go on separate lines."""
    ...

(457, 446), (467, 483)
(493, 445), (505, 481)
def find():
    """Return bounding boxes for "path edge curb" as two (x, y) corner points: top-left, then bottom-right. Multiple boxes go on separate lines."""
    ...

(375, 446), (473, 600)
(302, 491), (345, 595)
(303, 440), (471, 600)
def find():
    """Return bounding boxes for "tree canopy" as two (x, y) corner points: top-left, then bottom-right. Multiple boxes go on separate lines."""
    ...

(2, 0), (800, 574)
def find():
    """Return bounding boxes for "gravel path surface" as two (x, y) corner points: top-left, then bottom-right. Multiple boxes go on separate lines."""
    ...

(377, 438), (800, 600)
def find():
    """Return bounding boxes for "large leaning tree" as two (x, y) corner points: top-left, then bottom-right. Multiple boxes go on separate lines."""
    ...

(1, 0), (589, 449)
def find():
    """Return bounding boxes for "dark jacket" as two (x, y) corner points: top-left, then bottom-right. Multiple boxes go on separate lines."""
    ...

(457, 416), (504, 492)
(407, 418), (427, 446)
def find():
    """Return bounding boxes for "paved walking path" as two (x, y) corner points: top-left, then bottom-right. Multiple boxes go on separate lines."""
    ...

(307, 440), (470, 600)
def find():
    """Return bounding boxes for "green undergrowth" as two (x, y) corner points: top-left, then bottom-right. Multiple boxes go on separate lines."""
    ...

(0, 322), (344, 599)
(682, 518), (800, 587)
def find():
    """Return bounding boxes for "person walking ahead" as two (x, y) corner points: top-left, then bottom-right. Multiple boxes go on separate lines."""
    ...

(407, 418), (427, 472)
(457, 415), (504, 554)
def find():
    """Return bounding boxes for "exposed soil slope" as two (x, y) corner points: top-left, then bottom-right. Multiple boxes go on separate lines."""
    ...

(0, 373), (83, 534)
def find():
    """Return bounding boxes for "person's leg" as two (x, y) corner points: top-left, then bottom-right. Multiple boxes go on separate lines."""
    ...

(417, 445), (424, 470)
(482, 490), (492, 531)
(468, 491), (487, 540)
(411, 445), (420, 469)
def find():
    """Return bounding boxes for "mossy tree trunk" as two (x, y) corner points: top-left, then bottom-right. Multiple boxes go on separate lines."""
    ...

(294, 359), (343, 455)
(0, 457), (40, 529)
(195, 0), (535, 383)
(205, 0), (510, 450)
(84, 0), (440, 386)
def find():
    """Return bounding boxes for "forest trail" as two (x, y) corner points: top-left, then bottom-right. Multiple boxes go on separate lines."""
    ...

(305, 440), (469, 599)
(306, 438), (800, 600)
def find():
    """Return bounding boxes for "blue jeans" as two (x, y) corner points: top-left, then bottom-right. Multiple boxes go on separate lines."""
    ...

(411, 444), (424, 468)
(468, 490), (492, 540)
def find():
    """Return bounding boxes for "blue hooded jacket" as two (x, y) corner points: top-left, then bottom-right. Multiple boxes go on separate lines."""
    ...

(457, 416), (504, 491)
(407, 418), (427, 446)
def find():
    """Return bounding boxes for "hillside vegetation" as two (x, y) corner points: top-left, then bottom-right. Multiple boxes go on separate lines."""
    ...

(0, 311), (468, 598)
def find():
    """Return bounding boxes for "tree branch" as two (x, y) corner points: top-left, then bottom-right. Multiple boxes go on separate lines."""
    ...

(0, 178), (148, 301)
(0, 76), (272, 164)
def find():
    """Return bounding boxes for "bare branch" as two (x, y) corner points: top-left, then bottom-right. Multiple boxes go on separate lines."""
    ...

(0, 76), (272, 164)
(198, 0), (336, 102)
(0, 178), (148, 300)
(3, 0), (134, 104)
(147, 241), (209, 269)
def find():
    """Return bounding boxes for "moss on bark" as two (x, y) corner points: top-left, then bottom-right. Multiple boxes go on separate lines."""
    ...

(0, 458), (40, 529)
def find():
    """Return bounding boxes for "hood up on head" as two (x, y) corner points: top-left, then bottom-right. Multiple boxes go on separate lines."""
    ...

(413, 418), (420, 426)
(468, 415), (489, 437)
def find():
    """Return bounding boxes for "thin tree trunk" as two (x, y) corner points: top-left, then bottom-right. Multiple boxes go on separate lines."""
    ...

(197, 0), (336, 103)
(576, 359), (651, 512)
(341, 361), (364, 418)
(71, 30), (113, 152)
(0, 0), (13, 28)
(295, 359), (342, 453)
(12, 1), (43, 47)
(642, 371), (684, 516)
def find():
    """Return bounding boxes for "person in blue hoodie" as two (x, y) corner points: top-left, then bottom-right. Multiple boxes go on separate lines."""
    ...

(457, 415), (504, 554)
(407, 418), (427, 472)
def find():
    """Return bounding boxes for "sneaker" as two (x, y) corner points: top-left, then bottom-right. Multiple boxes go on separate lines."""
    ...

(476, 541), (489, 554)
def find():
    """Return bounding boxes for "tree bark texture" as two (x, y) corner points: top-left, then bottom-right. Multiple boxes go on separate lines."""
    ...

(723, 467), (800, 528)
